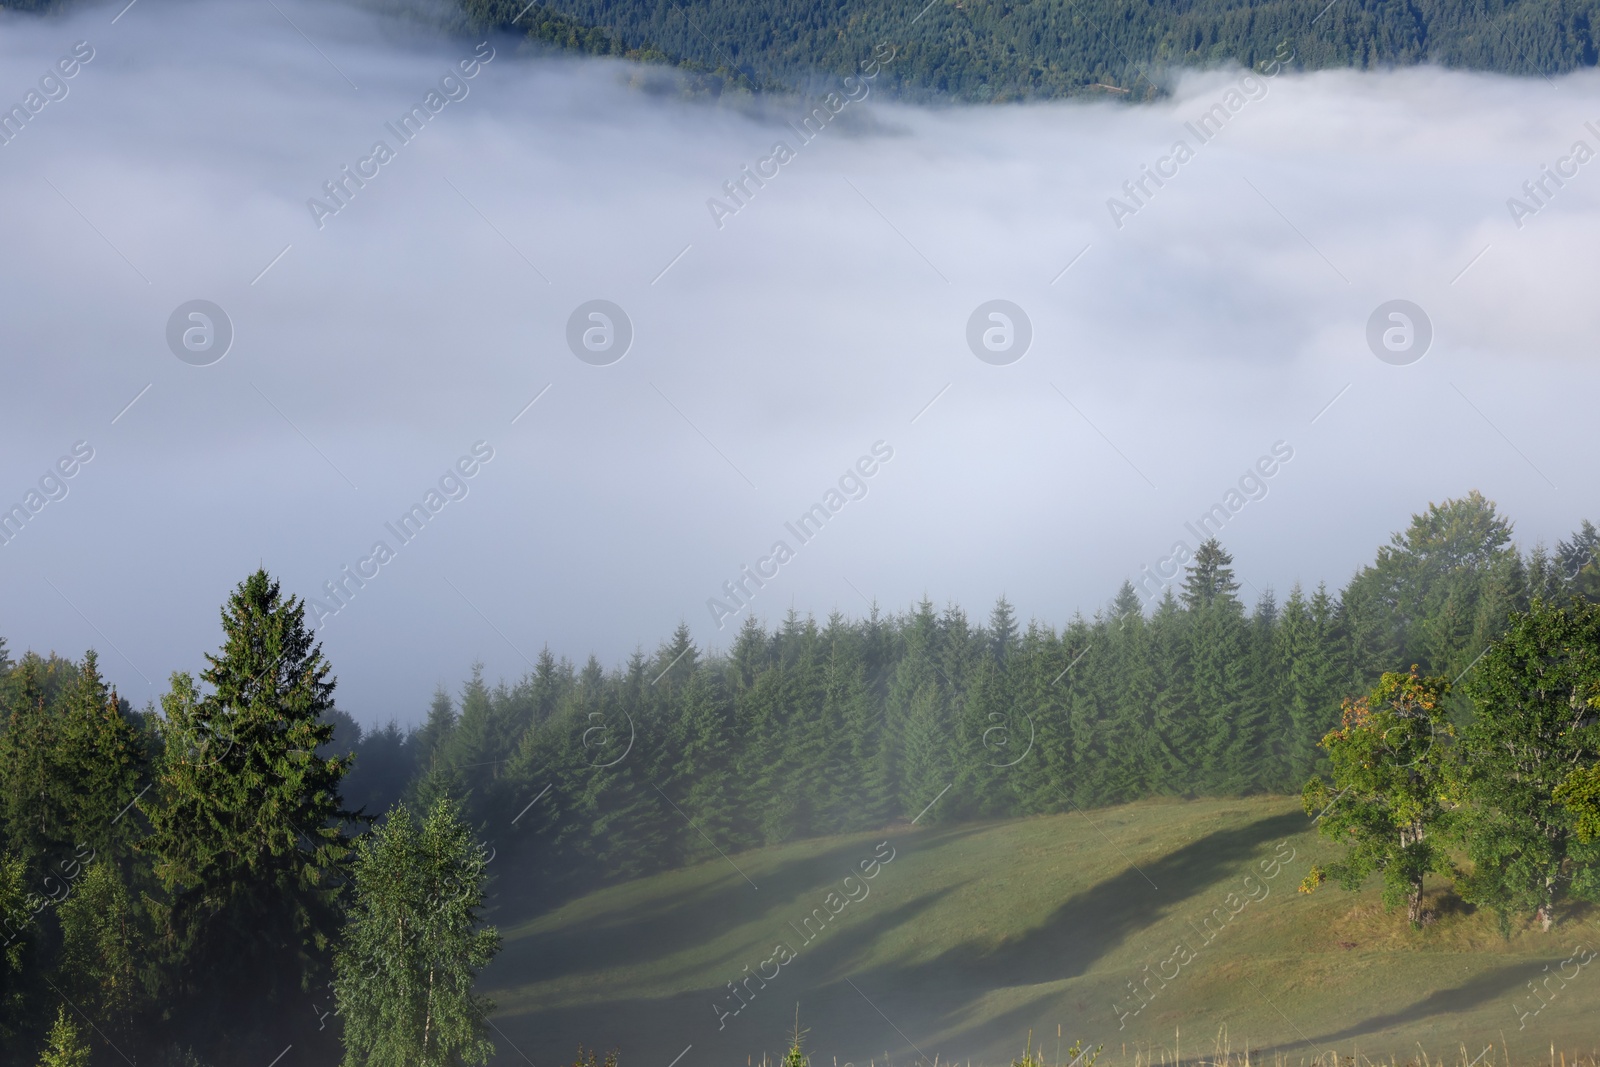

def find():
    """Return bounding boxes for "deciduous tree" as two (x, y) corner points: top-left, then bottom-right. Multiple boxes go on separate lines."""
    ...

(334, 799), (499, 1067)
(1302, 668), (1458, 926)
(1458, 598), (1600, 929)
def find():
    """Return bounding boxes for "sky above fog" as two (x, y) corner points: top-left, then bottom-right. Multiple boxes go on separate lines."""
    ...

(0, 0), (1595, 725)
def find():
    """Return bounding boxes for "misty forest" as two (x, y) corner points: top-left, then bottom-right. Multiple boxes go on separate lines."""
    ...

(6, 0), (1600, 1063)
(4, 494), (1600, 1064)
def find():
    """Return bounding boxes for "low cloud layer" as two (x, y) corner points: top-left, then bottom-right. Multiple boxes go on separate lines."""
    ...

(0, 0), (1595, 720)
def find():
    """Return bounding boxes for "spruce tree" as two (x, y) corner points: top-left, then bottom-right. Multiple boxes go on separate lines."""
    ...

(1180, 539), (1240, 610)
(0, 635), (12, 709)
(35, 1006), (90, 1067)
(1276, 586), (1326, 788)
(56, 860), (139, 1037)
(141, 570), (352, 1045)
(1240, 588), (1282, 792)
(0, 849), (37, 1054)
(1008, 621), (1067, 814)
(1183, 543), (1249, 792)
(953, 656), (1010, 818)
(1144, 591), (1193, 788)
(827, 620), (892, 831)
(654, 623), (699, 691)
(667, 668), (743, 858)
(530, 646), (565, 727)
(1557, 519), (1600, 600)
(413, 687), (457, 774)
(989, 595), (1019, 662)
(439, 665), (498, 823)
(54, 651), (143, 861)
(1099, 587), (1157, 802)
(897, 671), (949, 822)
(0, 668), (66, 866)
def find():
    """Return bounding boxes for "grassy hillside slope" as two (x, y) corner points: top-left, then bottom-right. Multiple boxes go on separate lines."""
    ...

(481, 797), (1600, 1066)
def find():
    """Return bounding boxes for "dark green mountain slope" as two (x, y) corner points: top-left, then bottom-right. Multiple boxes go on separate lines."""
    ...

(464, 0), (1596, 99)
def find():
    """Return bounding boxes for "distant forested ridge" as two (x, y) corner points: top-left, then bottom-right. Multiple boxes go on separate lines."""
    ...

(328, 492), (1600, 888)
(4, 0), (1584, 100)
(455, 0), (1598, 100)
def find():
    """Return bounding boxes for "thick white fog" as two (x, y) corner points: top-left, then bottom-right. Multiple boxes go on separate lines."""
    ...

(0, 0), (1595, 722)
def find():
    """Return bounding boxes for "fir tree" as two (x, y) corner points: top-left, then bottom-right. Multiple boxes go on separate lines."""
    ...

(0, 849), (37, 1053)
(1184, 544), (1249, 792)
(56, 860), (139, 1037)
(1556, 519), (1600, 599)
(988, 595), (1020, 662)
(141, 570), (353, 1046)
(1180, 539), (1240, 610)
(0, 665), (67, 865)
(35, 1006), (90, 1067)
(1144, 591), (1193, 788)
(1098, 587), (1157, 802)
(54, 651), (143, 861)
(653, 623), (699, 692)
(439, 665), (499, 822)
(413, 687), (458, 774)
(668, 668), (744, 857)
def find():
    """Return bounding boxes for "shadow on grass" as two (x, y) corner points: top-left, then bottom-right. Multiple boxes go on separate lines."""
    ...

(487, 883), (969, 1064)
(487, 807), (1311, 1064)
(490, 822), (989, 985)
(882, 809), (1307, 988)
(796, 808), (1309, 1057)
(1286, 959), (1552, 1049)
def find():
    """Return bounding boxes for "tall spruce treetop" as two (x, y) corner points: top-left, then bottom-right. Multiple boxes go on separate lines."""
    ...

(655, 622), (698, 690)
(1181, 539), (1240, 611)
(1110, 581), (1142, 626)
(143, 570), (352, 1025)
(0, 649), (132, 867)
(413, 687), (457, 774)
(531, 646), (562, 724)
(55, 650), (143, 861)
(0, 636), (12, 723)
(988, 596), (1019, 662)
(1558, 519), (1600, 601)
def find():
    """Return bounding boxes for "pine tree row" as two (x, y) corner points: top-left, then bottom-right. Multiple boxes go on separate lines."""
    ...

(379, 494), (1599, 888)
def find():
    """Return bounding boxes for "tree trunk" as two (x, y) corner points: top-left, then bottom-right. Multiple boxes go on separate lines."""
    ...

(1402, 822), (1425, 926)
(422, 964), (436, 1062)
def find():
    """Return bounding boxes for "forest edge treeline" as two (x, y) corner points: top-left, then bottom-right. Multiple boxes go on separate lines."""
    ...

(6, 0), (1592, 103)
(2, 490), (1599, 1063)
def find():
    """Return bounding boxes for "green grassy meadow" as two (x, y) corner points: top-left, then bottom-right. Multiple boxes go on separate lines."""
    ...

(481, 798), (1600, 1066)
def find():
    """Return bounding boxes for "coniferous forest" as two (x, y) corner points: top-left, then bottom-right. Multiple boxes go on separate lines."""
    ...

(443, 0), (1600, 101)
(372, 493), (1600, 880)
(9, 0), (1578, 101)
(2, 492), (1599, 1064)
